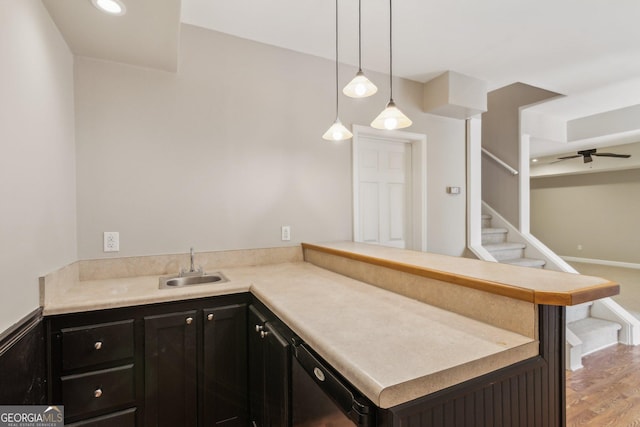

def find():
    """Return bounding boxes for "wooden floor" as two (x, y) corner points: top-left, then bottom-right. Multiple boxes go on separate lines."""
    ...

(566, 344), (640, 426)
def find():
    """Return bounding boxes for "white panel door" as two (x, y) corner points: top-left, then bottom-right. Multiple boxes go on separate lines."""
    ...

(357, 137), (411, 248)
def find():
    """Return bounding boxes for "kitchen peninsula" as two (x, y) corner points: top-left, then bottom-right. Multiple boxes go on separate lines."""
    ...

(41, 242), (618, 426)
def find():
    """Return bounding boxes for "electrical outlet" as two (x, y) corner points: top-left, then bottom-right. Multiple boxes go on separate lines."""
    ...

(104, 232), (120, 252)
(281, 226), (291, 241)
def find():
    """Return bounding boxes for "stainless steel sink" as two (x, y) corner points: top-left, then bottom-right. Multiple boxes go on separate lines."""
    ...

(159, 272), (228, 289)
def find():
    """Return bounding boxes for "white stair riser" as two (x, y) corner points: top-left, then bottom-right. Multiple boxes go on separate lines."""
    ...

(481, 215), (492, 228)
(482, 232), (507, 244)
(568, 317), (622, 357)
(581, 328), (620, 356)
(489, 247), (524, 261)
(566, 303), (592, 323)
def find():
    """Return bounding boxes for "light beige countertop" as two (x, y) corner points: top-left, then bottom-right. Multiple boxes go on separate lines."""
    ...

(42, 258), (537, 409)
(43, 267), (253, 316)
(249, 263), (537, 408)
(303, 241), (619, 305)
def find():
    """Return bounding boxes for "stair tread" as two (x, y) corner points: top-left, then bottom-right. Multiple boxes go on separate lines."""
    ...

(482, 228), (508, 234)
(500, 257), (546, 267)
(484, 242), (526, 250)
(568, 317), (622, 336)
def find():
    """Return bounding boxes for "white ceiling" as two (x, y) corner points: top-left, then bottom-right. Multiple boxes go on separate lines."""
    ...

(44, 0), (640, 157)
(181, 0), (640, 94)
(42, 0), (181, 71)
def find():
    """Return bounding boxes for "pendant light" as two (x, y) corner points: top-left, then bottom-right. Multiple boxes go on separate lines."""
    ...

(323, 0), (353, 141)
(371, 0), (412, 130)
(342, 0), (377, 98)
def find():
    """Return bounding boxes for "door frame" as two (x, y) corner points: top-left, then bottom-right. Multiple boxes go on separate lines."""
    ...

(352, 125), (427, 251)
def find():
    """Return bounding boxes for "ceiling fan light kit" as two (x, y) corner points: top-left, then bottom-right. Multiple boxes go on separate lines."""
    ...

(554, 148), (632, 164)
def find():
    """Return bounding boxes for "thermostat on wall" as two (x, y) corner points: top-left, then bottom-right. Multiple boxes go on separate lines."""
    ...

(447, 186), (461, 195)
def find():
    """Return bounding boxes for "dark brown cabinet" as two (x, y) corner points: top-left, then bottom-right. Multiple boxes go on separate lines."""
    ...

(47, 294), (249, 426)
(144, 310), (198, 427)
(202, 304), (248, 426)
(248, 304), (291, 427)
(49, 317), (137, 425)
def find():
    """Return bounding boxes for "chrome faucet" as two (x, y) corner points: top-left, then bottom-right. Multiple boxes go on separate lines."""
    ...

(180, 247), (203, 277)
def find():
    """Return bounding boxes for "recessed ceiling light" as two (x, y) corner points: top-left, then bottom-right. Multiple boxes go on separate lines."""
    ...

(91, 0), (126, 16)
(532, 158), (538, 163)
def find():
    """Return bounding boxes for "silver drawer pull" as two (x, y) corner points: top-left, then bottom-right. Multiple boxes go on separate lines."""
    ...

(255, 325), (264, 333)
(94, 388), (103, 398)
(94, 341), (103, 350)
(260, 330), (270, 339)
(186, 317), (193, 325)
(207, 314), (214, 321)
(313, 367), (325, 382)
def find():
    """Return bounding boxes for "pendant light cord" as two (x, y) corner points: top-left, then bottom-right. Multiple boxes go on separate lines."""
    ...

(358, 0), (362, 71)
(389, 0), (393, 101)
(335, 0), (339, 117)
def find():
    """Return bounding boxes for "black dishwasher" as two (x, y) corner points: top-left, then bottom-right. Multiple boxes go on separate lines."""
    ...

(292, 341), (374, 427)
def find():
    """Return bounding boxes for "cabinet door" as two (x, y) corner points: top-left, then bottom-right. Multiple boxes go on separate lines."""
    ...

(202, 304), (247, 426)
(263, 322), (290, 427)
(144, 310), (197, 427)
(248, 306), (268, 427)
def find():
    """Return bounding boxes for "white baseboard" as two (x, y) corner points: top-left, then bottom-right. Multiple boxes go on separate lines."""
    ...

(562, 256), (640, 270)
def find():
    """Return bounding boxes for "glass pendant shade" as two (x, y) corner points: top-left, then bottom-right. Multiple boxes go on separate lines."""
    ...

(343, 70), (378, 98)
(323, 118), (353, 141)
(370, 99), (412, 130)
(323, 0), (352, 142)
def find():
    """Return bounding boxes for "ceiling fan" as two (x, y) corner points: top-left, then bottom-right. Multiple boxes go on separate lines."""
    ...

(555, 148), (631, 164)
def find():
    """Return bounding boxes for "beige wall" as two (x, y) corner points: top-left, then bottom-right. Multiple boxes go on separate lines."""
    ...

(531, 169), (640, 264)
(75, 25), (468, 260)
(0, 1), (77, 331)
(482, 83), (558, 227)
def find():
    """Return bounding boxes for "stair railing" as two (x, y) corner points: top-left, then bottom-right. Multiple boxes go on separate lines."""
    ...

(482, 148), (519, 175)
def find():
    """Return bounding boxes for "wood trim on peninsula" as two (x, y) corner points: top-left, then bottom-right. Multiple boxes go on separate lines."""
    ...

(302, 242), (619, 306)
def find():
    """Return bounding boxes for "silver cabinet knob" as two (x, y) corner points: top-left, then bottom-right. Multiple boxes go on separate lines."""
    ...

(255, 325), (264, 333)
(207, 314), (214, 321)
(186, 317), (193, 325)
(94, 341), (103, 350)
(260, 330), (269, 339)
(94, 388), (103, 398)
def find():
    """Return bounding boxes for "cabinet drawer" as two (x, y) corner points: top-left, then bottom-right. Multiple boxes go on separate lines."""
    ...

(62, 320), (134, 371)
(62, 364), (135, 419)
(66, 407), (136, 427)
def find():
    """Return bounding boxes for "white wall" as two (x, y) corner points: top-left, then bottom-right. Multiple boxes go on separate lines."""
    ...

(0, 0), (77, 332)
(481, 83), (559, 228)
(76, 25), (467, 259)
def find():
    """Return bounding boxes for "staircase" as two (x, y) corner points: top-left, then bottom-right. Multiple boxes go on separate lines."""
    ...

(567, 303), (621, 355)
(481, 214), (546, 268)
(481, 213), (623, 370)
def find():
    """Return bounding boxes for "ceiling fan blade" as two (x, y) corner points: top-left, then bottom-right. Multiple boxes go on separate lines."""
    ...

(556, 155), (581, 160)
(592, 153), (631, 158)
